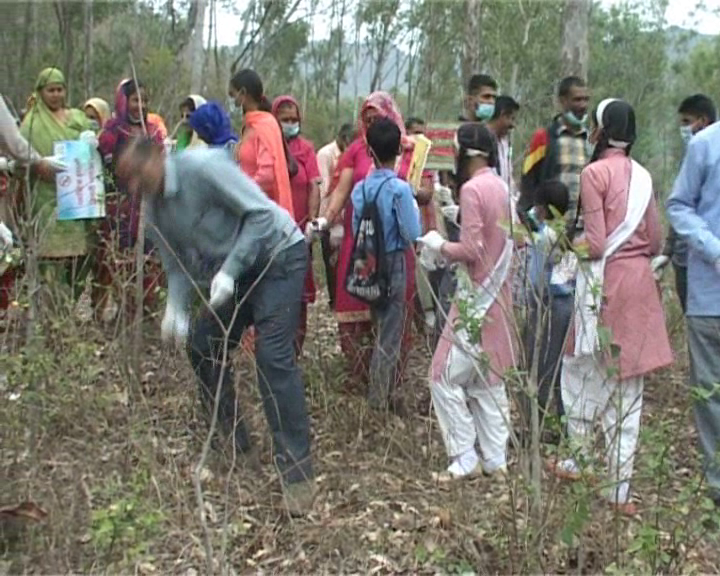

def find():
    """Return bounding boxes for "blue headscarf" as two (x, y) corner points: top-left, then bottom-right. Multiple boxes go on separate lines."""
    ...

(188, 101), (238, 147)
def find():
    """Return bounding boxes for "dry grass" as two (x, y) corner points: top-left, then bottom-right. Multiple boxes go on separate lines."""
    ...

(1, 278), (720, 574)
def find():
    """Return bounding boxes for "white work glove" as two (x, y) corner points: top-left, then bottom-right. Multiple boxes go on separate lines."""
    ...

(0, 157), (15, 173)
(0, 222), (13, 248)
(651, 255), (670, 281)
(209, 270), (235, 308)
(329, 223), (344, 249)
(161, 304), (190, 348)
(311, 217), (328, 233)
(43, 155), (69, 172)
(79, 130), (99, 150)
(441, 204), (460, 225)
(417, 230), (447, 254)
(434, 184), (454, 207)
(305, 217), (327, 243)
(418, 244), (446, 271)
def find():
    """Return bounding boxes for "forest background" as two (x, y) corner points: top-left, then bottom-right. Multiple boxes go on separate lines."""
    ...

(3, 0), (720, 573)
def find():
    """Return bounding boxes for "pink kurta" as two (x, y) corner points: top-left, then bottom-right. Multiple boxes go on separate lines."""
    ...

(571, 149), (673, 379)
(432, 167), (516, 386)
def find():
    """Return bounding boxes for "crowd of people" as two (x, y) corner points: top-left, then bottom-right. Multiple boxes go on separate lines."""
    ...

(1, 65), (719, 519)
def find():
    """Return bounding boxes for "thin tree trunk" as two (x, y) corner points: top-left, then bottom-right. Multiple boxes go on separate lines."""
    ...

(461, 0), (483, 88)
(83, 0), (94, 99)
(334, 0), (347, 123)
(560, 0), (590, 78)
(189, 0), (208, 93)
(20, 1), (33, 84)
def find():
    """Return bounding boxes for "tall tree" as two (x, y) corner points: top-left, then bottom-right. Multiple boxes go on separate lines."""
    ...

(560, 0), (591, 78)
(461, 0), (484, 86)
(189, 0), (208, 93)
(358, 0), (401, 92)
(83, 0), (94, 99)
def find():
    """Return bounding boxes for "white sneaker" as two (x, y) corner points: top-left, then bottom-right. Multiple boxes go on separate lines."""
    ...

(424, 311), (436, 329)
(433, 449), (481, 482)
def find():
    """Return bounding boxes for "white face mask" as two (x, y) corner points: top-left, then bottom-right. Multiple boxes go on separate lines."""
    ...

(680, 125), (694, 145)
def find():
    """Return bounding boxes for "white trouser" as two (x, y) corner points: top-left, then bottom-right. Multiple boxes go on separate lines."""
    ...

(561, 355), (644, 503)
(431, 341), (510, 471)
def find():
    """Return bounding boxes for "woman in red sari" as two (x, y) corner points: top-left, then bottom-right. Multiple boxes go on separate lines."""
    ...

(272, 95), (321, 355)
(322, 92), (416, 384)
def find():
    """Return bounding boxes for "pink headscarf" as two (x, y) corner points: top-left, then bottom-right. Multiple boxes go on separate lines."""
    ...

(271, 94), (303, 122)
(360, 91), (410, 148)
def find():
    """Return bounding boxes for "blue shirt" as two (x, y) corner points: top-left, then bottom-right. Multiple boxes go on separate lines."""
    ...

(351, 168), (421, 253)
(667, 122), (720, 317)
(525, 222), (573, 298)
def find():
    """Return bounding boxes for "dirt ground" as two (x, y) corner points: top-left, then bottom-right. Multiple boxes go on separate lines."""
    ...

(2, 279), (720, 574)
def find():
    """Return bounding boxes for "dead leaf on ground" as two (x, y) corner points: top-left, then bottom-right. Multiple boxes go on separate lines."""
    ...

(0, 501), (48, 522)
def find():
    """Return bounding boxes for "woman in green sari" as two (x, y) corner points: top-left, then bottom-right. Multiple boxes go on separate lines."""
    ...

(20, 67), (95, 306)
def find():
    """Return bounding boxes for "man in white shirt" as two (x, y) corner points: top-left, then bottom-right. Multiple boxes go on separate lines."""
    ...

(315, 123), (355, 309)
(486, 95), (519, 198)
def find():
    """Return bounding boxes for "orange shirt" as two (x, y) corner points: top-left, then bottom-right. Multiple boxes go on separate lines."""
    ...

(236, 111), (294, 217)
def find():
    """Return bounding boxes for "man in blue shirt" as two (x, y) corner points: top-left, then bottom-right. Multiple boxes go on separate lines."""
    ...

(667, 120), (720, 504)
(116, 139), (314, 515)
(655, 94), (717, 312)
(351, 117), (421, 412)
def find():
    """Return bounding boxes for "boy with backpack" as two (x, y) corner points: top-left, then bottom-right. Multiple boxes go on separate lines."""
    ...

(348, 118), (421, 412)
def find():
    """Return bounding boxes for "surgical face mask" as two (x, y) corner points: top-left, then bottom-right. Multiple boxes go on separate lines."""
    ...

(475, 102), (495, 121)
(87, 119), (100, 132)
(281, 122), (300, 139)
(680, 125), (694, 145)
(564, 110), (588, 128)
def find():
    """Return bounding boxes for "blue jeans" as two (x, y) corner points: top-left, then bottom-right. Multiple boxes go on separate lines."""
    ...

(188, 241), (313, 485)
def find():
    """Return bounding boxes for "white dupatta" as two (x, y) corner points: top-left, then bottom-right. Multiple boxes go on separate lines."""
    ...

(454, 238), (514, 349)
(573, 159), (652, 357)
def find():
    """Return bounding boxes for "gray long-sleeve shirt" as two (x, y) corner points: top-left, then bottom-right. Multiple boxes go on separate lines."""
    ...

(146, 148), (303, 311)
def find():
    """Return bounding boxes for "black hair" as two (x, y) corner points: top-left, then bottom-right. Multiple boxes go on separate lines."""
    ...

(467, 74), (498, 95)
(230, 68), (271, 111)
(122, 79), (145, 98)
(678, 94), (717, 124)
(590, 99), (636, 162)
(455, 122), (497, 188)
(557, 76), (585, 98)
(338, 122), (355, 141)
(535, 180), (570, 219)
(405, 116), (425, 130)
(366, 118), (401, 164)
(491, 95), (520, 120)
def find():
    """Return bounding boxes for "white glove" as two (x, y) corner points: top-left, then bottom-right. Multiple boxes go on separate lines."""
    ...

(161, 304), (190, 347)
(0, 158), (15, 173)
(0, 222), (13, 248)
(310, 217), (328, 233)
(441, 204), (460, 225)
(651, 255), (669, 272)
(418, 244), (446, 271)
(329, 224), (344, 249)
(209, 270), (234, 308)
(434, 184), (454, 207)
(304, 222), (314, 243)
(418, 230), (446, 254)
(79, 130), (99, 150)
(43, 155), (69, 172)
(651, 255), (670, 281)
